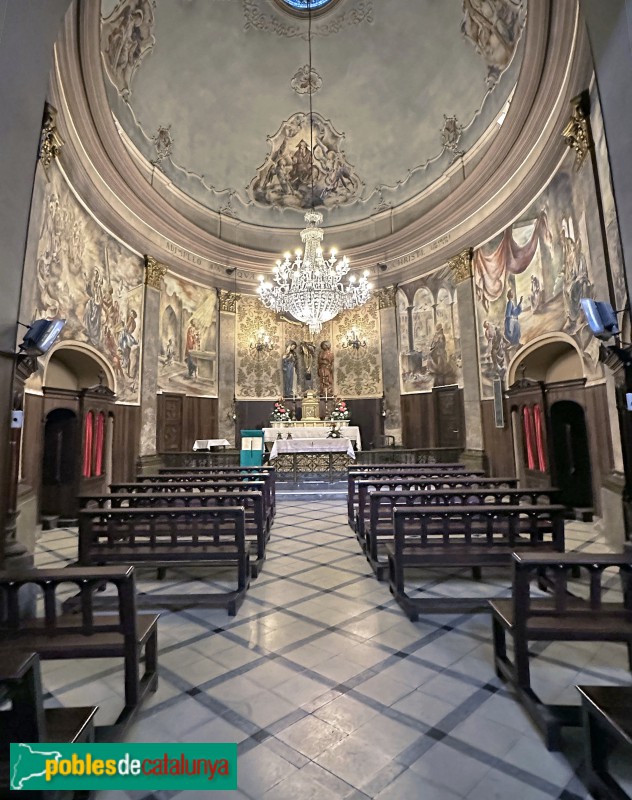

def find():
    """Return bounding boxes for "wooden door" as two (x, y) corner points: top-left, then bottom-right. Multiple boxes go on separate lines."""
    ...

(40, 409), (79, 518)
(550, 400), (593, 509)
(158, 393), (185, 452)
(433, 385), (463, 448)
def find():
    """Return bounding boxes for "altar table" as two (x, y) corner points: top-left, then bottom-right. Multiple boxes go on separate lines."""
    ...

(269, 437), (355, 460)
(263, 426), (362, 450)
(268, 437), (356, 482)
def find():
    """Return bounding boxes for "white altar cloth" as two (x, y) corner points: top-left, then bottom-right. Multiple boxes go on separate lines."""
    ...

(263, 426), (361, 450)
(269, 437), (356, 460)
(192, 439), (230, 450)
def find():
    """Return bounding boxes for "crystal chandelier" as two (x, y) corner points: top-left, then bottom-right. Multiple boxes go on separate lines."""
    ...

(257, 211), (371, 335)
(256, 0), (371, 335)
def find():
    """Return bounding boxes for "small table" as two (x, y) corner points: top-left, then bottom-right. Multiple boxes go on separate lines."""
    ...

(192, 439), (230, 451)
(577, 685), (632, 800)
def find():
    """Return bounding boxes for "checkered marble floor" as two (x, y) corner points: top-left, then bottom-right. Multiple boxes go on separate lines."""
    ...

(34, 499), (632, 800)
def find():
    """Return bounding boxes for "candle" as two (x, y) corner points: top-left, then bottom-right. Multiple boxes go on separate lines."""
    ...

(325, 389), (328, 402)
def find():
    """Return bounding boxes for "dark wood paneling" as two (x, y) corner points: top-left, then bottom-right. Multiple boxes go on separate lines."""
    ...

(235, 401), (271, 437)
(481, 399), (516, 478)
(433, 386), (463, 448)
(402, 389), (465, 450)
(183, 396), (218, 446)
(112, 404), (141, 483)
(401, 393), (436, 448)
(348, 398), (381, 449)
(22, 393), (44, 491)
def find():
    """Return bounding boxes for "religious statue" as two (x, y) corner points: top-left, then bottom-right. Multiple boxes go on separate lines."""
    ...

(318, 340), (334, 396)
(282, 340), (297, 397)
(298, 340), (316, 392)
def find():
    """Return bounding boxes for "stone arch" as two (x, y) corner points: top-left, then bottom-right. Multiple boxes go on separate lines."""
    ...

(506, 333), (584, 387)
(41, 341), (116, 392)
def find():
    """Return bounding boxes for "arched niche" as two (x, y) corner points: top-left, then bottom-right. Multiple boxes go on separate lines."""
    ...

(42, 342), (116, 392)
(507, 334), (584, 386)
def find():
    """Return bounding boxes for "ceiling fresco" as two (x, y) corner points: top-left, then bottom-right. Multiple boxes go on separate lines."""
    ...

(100, 0), (527, 229)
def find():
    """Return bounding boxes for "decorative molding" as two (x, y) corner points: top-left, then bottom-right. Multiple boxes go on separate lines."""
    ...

(219, 289), (239, 312)
(376, 286), (397, 309)
(291, 65), (322, 95)
(448, 248), (473, 284)
(39, 103), (64, 176)
(101, 0), (156, 99)
(144, 255), (167, 288)
(440, 114), (464, 160)
(244, 0), (372, 38)
(150, 124), (174, 165)
(562, 91), (592, 171)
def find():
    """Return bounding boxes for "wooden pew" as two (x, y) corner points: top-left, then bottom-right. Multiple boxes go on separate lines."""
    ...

(489, 553), (632, 750)
(0, 651), (97, 797)
(0, 567), (158, 731)
(365, 487), (560, 579)
(112, 479), (273, 533)
(154, 468), (276, 517)
(577, 685), (632, 800)
(386, 504), (566, 620)
(78, 506), (250, 614)
(81, 490), (267, 578)
(355, 475), (519, 539)
(347, 464), (476, 527)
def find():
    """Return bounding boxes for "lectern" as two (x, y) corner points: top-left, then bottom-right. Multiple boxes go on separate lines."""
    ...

(240, 429), (264, 466)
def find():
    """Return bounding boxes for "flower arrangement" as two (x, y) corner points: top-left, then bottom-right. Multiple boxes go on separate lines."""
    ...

(270, 400), (291, 422)
(330, 398), (350, 421)
(327, 423), (342, 439)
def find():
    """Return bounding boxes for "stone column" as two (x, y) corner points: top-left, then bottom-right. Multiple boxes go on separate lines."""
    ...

(377, 286), (402, 445)
(449, 249), (485, 468)
(138, 256), (166, 469)
(217, 290), (239, 446)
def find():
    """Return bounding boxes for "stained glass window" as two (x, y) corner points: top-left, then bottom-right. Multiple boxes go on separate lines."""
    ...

(280, 0), (334, 9)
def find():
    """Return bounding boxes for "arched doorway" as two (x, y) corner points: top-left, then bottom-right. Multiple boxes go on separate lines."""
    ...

(35, 344), (116, 521)
(549, 400), (593, 509)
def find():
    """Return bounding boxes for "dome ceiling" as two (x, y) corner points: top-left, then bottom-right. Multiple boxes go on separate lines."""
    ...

(99, 0), (527, 231)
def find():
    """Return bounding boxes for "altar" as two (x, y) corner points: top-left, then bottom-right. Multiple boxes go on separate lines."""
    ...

(263, 425), (362, 450)
(267, 437), (356, 481)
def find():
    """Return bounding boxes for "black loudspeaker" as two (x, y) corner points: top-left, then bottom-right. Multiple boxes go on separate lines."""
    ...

(20, 319), (66, 356)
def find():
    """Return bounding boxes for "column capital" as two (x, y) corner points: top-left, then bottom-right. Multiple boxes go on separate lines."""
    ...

(39, 103), (64, 177)
(448, 248), (473, 284)
(219, 289), (239, 313)
(376, 285), (397, 309)
(144, 255), (167, 289)
(562, 90), (592, 171)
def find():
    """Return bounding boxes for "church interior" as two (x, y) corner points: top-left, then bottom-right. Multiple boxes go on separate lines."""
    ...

(2, 0), (632, 797)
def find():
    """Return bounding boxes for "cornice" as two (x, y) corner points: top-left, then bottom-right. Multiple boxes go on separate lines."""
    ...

(51, 0), (591, 292)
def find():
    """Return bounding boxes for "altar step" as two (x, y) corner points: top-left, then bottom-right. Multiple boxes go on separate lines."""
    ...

(276, 480), (346, 502)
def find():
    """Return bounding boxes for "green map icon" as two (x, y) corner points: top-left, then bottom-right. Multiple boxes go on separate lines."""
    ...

(11, 743), (63, 790)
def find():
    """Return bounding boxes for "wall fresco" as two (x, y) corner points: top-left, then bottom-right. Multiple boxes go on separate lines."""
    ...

(158, 274), (218, 396)
(474, 147), (624, 399)
(30, 164), (144, 403)
(332, 298), (383, 398)
(397, 266), (462, 394)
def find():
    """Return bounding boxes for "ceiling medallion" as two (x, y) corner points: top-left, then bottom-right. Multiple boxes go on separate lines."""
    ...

(273, 0), (341, 17)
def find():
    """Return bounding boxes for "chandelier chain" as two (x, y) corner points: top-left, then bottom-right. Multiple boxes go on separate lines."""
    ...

(256, 0), (371, 335)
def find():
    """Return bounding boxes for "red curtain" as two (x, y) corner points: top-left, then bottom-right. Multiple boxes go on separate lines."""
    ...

(83, 411), (93, 478)
(522, 406), (536, 470)
(533, 404), (547, 472)
(94, 412), (105, 476)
